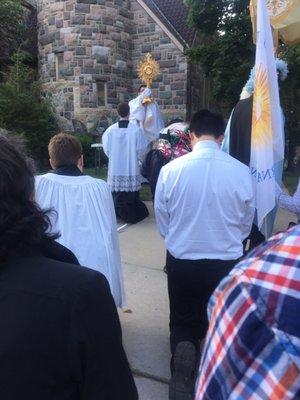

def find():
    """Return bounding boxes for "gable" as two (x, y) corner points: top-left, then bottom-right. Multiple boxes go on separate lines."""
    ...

(21, 0), (36, 8)
(136, 0), (195, 50)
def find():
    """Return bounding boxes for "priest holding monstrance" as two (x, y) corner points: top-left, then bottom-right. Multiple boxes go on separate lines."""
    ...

(129, 53), (165, 144)
(102, 54), (164, 224)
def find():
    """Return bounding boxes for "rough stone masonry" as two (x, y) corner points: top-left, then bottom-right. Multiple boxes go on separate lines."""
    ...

(35, 0), (204, 135)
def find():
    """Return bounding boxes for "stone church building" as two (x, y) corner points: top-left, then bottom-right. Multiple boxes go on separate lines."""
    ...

(24, 0), (208, 134)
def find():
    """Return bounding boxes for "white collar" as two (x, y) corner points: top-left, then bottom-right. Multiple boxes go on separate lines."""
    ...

(193, 140), (219, 152)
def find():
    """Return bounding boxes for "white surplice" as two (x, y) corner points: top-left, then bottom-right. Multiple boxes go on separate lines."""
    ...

(35, 173), (126, 308)
(129, 88), (164, 143)
(102, 121), (148, 192)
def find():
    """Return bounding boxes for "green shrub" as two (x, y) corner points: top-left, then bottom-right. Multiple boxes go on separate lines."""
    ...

(76, 134), (95, 168)
(0, 51), (58, 169)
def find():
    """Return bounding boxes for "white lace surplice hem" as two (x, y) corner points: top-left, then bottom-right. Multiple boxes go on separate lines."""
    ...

(108, 175), (142, 192)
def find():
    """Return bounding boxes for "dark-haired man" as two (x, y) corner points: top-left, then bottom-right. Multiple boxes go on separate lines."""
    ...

(154, 109), (254, 399)
(102, 102), (149, 223)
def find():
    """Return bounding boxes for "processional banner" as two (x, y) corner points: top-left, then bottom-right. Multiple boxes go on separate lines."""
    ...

(250, 0), (285, 231)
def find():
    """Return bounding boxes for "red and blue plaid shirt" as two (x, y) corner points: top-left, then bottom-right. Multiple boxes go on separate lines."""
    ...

(195, 225), (300, 399)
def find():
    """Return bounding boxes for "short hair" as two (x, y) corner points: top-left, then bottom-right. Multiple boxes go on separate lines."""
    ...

(48, 133), (82, 168)
(189, 109), (225, 139)
(167, 118), (184, 127)
(138, 84), (147, 93)
(117, 102), (130, 118)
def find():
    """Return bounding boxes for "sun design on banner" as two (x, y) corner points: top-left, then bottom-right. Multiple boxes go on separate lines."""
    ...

(252, 65), (272, 149)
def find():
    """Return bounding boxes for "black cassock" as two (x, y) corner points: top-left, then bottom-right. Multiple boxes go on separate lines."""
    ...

(112, 191), (149, 224)
(229, 96), (253, 166)
(229, 95), (265, 251)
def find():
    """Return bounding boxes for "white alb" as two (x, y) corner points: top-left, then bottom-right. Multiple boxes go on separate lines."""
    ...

(35, 173), (126, 308)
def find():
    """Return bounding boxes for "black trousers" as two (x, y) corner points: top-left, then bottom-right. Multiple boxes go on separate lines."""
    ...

(243, 223), (265, 254)
(166, 251), (237, 357)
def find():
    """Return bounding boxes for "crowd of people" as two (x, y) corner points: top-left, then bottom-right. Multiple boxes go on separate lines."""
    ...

(0, 81), (299, 400)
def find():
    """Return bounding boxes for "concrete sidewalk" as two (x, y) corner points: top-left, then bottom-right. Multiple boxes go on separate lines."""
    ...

(118, 202), (297, 399)
(118, 203), (169, 399)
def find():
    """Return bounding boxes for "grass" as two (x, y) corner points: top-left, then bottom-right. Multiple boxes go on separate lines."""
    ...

(84, 167), (152, 201)
(84, 167), (107, 180)
(84, 167), (298, 203)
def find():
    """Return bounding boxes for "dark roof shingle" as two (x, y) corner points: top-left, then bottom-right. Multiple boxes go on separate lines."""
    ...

(142, 0), (195, 47)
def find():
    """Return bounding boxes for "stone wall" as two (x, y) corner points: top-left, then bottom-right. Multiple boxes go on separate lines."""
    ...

(131, 0), (188, 123)
(36, 0), (191, 133)
(37, 0), (133, 133)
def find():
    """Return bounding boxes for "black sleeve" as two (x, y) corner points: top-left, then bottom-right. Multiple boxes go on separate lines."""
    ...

(40, 238), (80, 265)
(229, 96), (253, 166)
(75, 272), (138, 400)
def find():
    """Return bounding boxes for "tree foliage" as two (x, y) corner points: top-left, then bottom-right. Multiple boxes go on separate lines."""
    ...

(278, 43), (300, 169)
(185, 0), (255, 111)
(0, 0), (24, 71)
(0, 52), (58, 168)
(185, 0), (300, 169)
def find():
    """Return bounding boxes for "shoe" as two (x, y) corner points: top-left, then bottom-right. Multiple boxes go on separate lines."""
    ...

(169, 341), (196, 400)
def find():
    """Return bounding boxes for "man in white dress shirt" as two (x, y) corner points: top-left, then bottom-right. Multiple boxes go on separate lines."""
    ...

(35, 133), (126, 308)
(102, 102), (149, 224)
(155, 109), (254, 399)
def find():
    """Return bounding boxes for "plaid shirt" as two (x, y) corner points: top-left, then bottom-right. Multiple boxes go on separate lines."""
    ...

(195, 225), (300, 400)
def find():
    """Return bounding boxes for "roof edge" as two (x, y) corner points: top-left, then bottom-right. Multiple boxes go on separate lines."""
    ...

(21, 0), (36, 9)
(136, 0), (185, 52)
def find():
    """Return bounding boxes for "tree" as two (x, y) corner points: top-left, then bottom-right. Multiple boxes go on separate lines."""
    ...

(0, 0), (24, 72)
(279, 43), (300, 171)
(185, 0), (300, 170)
(184, 0), (255, 111)
(0, 51), (58, 168)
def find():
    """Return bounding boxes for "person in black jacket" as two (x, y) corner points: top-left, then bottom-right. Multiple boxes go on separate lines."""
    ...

(0, 134), (138, 400)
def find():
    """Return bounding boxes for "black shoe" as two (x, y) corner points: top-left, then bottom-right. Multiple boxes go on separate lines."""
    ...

(169, 341), (196, 400)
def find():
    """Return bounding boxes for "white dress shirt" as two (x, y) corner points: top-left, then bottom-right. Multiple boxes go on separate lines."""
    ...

(102, 121), (148, 192)
(276, 178), (300, 220)
(154, 140), (255, 260)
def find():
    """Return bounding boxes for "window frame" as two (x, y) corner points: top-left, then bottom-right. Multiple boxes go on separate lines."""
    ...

(55, 52), (64, 81)
(96, 80), (107, 108)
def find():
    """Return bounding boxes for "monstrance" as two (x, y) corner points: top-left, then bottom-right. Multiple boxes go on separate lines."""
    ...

(137, 53), (160, 104)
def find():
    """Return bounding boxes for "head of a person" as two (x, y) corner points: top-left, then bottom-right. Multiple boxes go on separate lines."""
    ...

(48, 133), (83, 171)
(189, 109), (225, 148)
(117, 102), (130, 119)
(0, 134), (57, 262)
(138, 85), (147, 94)
(167, 118), (184, 127)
